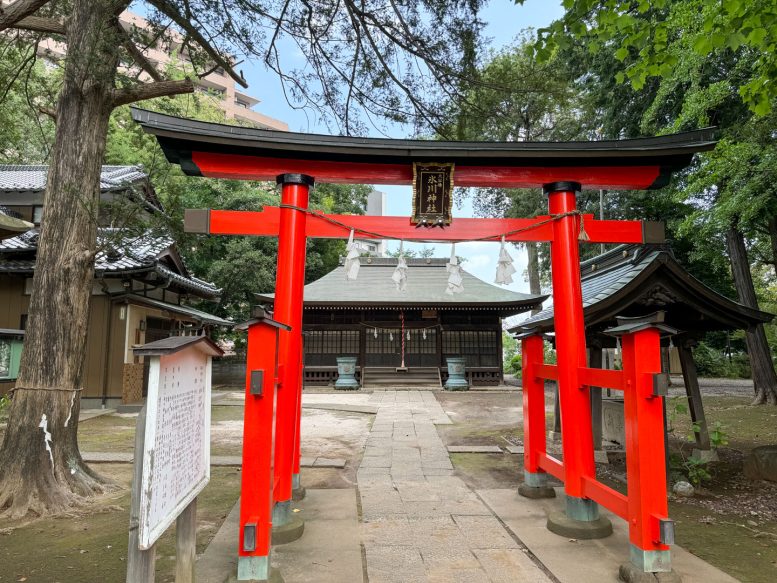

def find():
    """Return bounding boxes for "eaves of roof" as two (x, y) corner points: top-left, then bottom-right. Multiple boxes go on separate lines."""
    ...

(514, 249), (772, 335)
(121, 294), (232, 327)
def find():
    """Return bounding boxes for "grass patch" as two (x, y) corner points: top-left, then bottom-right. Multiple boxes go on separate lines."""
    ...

(671, 502), (777, 583)
(78, 414), (137, 453)
(0, 466), (240, 583)
(669, 395), (777, 451)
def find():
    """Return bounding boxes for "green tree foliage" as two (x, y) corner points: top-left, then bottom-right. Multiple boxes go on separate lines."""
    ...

(105, 98), (370, 325)
(0, 40), (55, 163)
(525, 0), (777, 115)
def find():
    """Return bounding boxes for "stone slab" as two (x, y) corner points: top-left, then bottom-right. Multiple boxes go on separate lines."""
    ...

(302, 403), (379, 414)
(80, 452), (344, 469)
(506, 445), (525, 454)
(447, 445), (503, 454)
(82, 451), (133, 463)
(312, 457), (347, 468)
(198, 490), (363, 583)
(478, 488), (739, 583)
(301, 489), (360, 577)
(79, 408), (116, 421)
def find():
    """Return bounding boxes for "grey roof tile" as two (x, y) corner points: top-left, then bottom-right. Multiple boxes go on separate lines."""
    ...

(0, 228), (220, 297)
(258, 257), (544, 309)
(0, 165), (147, 192)
(515, 244), (771, 333)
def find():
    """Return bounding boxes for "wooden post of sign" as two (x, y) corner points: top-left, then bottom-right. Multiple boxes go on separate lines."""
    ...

(127, 405), (156, 583)
(589, 343), (604, 450)
(175, 498), (197, 583)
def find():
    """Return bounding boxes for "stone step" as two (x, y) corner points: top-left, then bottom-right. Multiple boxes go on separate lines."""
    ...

(362, 366), (442, 387)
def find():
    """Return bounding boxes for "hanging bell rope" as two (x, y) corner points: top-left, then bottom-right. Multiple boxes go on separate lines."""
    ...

(344, 229), (360, 280)
(391, 241), (408, 292)
(446, 243), (464, 295)
(494, 235), (517, 285)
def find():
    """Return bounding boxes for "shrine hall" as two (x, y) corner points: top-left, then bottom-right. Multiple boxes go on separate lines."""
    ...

(255, 256), (544, 388)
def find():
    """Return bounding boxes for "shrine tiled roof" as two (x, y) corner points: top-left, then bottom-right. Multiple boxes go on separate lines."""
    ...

(512, 244), (771, 336)
(256, 257), (545, 315)
(0, 165), (148, 192)
(0, 228), (220, 299)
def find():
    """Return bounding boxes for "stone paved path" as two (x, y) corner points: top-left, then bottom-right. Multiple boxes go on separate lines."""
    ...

(358, 390), (552, 583)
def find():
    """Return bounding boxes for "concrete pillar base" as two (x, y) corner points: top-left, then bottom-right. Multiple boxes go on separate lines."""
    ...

(546, 511), (613, 539)
(235, 556), (285, 582)
(548, 430), (562, 443)
(518, 470), (556, 499)
(292, 486), (307, 501)
(629, 545), (673, 573)
(271, 500), (305, 544)
(546, 496), (612, 539)
(619, 563), (681, 583)
(271, 515), (305, 545)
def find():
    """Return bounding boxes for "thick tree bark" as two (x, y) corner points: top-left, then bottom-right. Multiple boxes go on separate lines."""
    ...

(0, 0), (129, 518)
(726, 226), (777, 405)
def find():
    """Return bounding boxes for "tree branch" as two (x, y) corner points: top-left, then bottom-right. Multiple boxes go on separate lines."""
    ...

(0, 0), (51, 32)
(145, 0), (248, 88)
(11, 15), (63, 34)
(111, 78), (194, 108)
(121, 32), (163, 81)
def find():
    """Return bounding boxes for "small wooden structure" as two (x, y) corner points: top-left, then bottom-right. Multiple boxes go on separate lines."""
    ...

(126, 335), (223, 583)
(513, 244), (773, 451)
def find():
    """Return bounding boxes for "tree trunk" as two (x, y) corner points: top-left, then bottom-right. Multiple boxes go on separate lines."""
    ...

(725, 226), (777, 405)
(0, 0), (128, 518)
(526, 242), (541, 315)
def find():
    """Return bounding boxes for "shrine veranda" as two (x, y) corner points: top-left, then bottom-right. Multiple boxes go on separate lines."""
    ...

(133, 108), (716, 581)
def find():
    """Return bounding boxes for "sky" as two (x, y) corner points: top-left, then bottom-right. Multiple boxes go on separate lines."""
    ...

(240, 0), (564, 302)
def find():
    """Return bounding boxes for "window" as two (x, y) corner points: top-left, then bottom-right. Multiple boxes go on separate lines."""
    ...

(235, 98), (249, 109)
(33, 206), (43, 225)
(442, 329), (498, 367)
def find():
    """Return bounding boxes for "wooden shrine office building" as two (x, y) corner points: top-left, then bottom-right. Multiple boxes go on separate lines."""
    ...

(256, 257), (544, 387)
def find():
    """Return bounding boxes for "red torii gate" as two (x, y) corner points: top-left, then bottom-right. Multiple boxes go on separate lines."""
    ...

(132, 108), (715, 582)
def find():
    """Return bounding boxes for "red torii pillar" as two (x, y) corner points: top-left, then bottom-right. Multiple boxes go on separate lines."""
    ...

(269, 173), (312, 542)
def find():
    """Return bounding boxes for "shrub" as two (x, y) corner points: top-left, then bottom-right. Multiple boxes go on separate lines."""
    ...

(693, 341), (751, 378)
(505, 353), (522, 374)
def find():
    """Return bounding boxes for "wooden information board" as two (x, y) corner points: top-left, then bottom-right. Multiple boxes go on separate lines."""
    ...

(138, 348), (211, 549)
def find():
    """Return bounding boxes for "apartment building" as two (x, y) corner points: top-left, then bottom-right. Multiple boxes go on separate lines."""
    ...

(37, 10), (288, 131)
